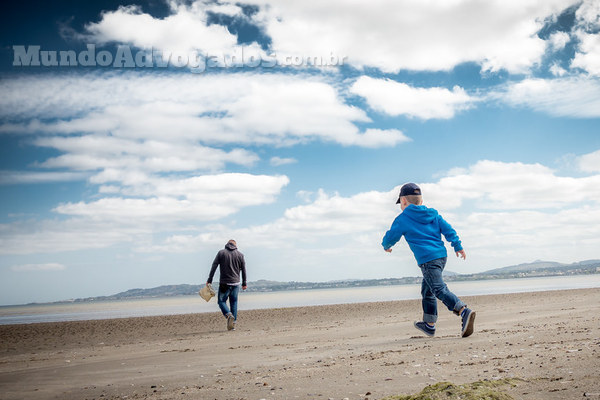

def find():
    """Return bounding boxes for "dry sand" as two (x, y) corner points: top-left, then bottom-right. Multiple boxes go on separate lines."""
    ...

(1, 288), (599, 400)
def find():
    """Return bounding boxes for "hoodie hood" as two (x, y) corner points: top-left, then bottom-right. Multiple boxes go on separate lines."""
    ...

(225, 242), (237, 251)
(401, 205), (439, 224)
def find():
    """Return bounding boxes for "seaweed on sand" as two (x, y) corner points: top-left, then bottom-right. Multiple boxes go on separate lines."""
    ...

(381, 378), (523, 400)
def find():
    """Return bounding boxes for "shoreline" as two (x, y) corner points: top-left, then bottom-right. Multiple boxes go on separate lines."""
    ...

(2, 274), (600, 326)
(4, 272), (600, 308)
(1, 288), (599, 399)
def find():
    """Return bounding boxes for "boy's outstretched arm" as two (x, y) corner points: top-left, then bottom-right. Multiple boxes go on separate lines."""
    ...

(456, 249), (466, 260)
(382, 216), (403, 252)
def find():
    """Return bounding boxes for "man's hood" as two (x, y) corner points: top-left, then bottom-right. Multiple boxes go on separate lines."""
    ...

(225, 242), (237, 251)
(402, 205), (438, 224)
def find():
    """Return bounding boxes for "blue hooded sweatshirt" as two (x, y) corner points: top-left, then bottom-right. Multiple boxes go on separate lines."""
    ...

(382, 204), (463, 266)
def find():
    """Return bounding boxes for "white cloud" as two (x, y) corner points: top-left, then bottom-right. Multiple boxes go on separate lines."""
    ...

(548, 31), (571, 51)
(0, 72), (380, 148)
(0, 218), (142, 255)
(78, 1), (267, 74)
(351, 76), (475, 119)
(569, 1), (600, 75)
(5, 158), (600, 276)
(54, 196), (231, 222)
(11, 263), (66, 272)
(575, 0), (600, 30)
(33, 135), (258, 172)
(577, 148), (600, 172)
(270, 156), (297, 166)
(136, 187), (400, 253)
(457, 205), (600, 263)
(137, 158), (600, 273)
(82, 2), (242, 54)
(424, 159), (600, 211)
(0, 171), (89, 184)
(277, 189), (395, 235)
(248, 0), (576, 73)
(572, 31), (600, 75)
(54, 173), (290, 223)
(339, 128), (411, 148)
(72, 0), (600, 78)
(204, 2), (244, 17)
(550, 62), (567, 76)
(496, 76), (600, 118)
(0, 173), (290, 254)
(296, 190), (314, 203)
(72, 0), (581, 74)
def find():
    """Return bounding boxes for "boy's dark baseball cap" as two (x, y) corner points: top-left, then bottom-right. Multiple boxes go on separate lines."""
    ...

(396, 183), (421, 203)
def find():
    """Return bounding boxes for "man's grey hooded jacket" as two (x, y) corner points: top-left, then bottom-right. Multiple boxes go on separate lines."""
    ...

(207, 242), (247, 286)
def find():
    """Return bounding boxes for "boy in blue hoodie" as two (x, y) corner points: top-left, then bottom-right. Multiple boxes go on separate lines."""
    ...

(382, 183), (475, 338)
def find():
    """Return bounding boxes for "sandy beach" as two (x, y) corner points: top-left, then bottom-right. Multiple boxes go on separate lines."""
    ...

(1, 288), (599, 400)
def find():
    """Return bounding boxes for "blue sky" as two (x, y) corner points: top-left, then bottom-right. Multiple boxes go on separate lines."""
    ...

(1, 0), (600, 305)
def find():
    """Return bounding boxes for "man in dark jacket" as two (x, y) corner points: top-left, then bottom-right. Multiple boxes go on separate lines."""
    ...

(207, 240), (247, 331)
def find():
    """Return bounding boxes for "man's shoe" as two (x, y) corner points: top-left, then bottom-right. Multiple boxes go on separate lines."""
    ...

(227, 313), (235, 331)
(413, 321), (435, 337)
(461, 308), (476, 337)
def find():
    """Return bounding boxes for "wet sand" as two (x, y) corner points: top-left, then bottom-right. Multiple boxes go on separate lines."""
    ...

(1, 288), (599, 399)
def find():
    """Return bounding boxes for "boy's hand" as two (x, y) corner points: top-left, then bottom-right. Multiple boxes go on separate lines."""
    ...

(456, 250), (466, 260)
(384, 248), (392, 253)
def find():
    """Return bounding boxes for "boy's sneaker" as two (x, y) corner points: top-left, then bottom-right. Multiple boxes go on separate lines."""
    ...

(413, 321), (435, 337)
(227, 313), (235, 331)
(461, 308), (476, 337)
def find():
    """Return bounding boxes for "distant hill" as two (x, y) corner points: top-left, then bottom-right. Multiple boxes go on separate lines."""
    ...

(109, 284), (200, 298)
(65, 259), (600, 303)
(481, 259), (600, 275)
(484, 260), (562, 274)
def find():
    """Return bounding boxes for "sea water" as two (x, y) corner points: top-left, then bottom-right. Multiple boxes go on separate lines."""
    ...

(1, 274), (599, 325)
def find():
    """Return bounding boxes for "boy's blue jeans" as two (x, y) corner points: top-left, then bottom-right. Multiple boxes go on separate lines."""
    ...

(419, 257), (466, 324)
(217, 284), (240, 320)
